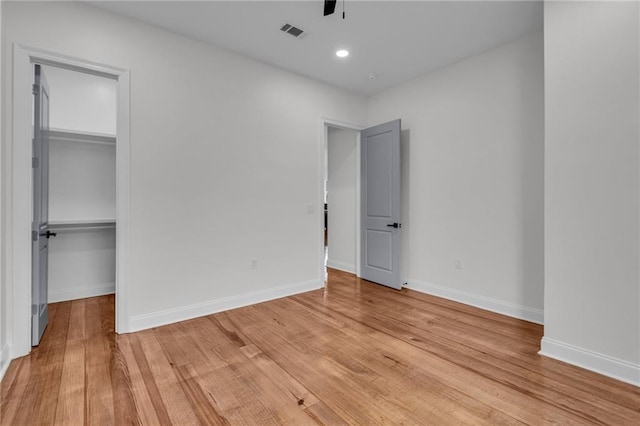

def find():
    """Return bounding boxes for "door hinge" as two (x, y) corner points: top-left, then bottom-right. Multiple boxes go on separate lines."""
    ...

(32, 230), (38, 242)
(32, 84), (38, 95)
(32, 157), (39, 168)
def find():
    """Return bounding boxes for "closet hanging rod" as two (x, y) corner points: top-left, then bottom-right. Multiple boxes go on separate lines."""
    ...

(48, 225), (115, 232)
(49, 220), (116, 231)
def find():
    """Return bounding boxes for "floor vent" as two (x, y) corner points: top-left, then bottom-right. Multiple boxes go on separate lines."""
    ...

(280, 23), (305, 38)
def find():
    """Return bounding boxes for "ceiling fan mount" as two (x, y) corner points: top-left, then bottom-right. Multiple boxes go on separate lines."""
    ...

(324, 0), (345, 19)
(324, 1), (336, 16)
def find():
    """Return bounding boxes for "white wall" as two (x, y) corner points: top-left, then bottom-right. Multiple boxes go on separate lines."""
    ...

(327, 127), (357, 273)
(366, 31), (545, 323)
(48, 228), (116, 303)
(45, 65), (117, 222)
(542, 1), (640, 386)
(48, 134), (116, 221)
(0, 0), (10, 382)
(43, 65), (116, 135)
(2, 1), (366, 333)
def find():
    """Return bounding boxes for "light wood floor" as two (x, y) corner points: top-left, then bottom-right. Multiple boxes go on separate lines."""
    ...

(2, 269), (640, 425)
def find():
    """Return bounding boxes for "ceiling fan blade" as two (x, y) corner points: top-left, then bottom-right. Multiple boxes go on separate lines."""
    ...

(324, 0), (337, 16)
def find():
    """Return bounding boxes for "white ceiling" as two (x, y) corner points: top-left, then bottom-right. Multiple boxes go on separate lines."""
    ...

(89, 1), (543, 96)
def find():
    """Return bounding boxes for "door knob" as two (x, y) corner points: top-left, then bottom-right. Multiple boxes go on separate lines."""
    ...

(45, 231), (57, 238)
(386, 223), (401, 228)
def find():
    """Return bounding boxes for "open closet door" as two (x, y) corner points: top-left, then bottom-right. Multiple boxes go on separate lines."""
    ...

(32, 64), (54, 346)
(360, 119), (402, 290)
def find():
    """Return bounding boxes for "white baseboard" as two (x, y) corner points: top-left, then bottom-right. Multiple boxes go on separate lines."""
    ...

(129, 279), (323, 332)
(326, 259), (356, 274)
(0, 343), (11, 382)
(540, 337), (640, 387)
(48, 282), (115, 303)
(406, 279), (544, 325)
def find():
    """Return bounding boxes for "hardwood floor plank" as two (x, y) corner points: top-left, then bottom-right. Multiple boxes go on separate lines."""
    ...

(0, 358), (31, 425)
(330, 270), (640, 422)
(177, 355), (279, 424)
(3, 270), (640, 425)
(115, 335), (160, 425)
(128, 334), (175, 425)
(238, 342), (320, 409)
(256, 292), (575, 424)
(326, 276), (541, 349)
(1, 304), (66, 425)
(67, 299), (87, 341)
(326, 270), (640, 401)
(164, 317), (319, 425)
(84, 297), (115, 425)
(139, 328), (206, 425)
(30, 301), (71, 425)
(53, 299), (86, 425)
(111, 336), (142, 425)
(295, 281), (627, 424)
(292, 287), (639, 424)
(53, 340), (85, 424)
(155, 319), (273, 425)
(234, 296), (525, 425)
(303, 400), (349, 426)
(173, 362), (231, 425)
(227, 304), (472, 425)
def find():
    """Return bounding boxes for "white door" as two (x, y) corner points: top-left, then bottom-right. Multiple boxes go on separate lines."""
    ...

(360, 119), (402, 289)
(32, 64), (54, 346)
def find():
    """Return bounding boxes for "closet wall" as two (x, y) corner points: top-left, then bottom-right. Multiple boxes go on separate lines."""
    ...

(44, 65), (117, 303)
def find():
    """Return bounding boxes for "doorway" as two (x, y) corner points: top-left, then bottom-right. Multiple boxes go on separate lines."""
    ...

(31, 64), (118, 346)
(319, 119), (363, 283)
(319, 118), (403, 290)
(10, 45), (130, 358)
(325, 126), (359, 275)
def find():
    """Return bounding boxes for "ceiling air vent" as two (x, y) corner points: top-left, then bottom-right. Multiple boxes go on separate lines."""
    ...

(280, 23), (305, 38)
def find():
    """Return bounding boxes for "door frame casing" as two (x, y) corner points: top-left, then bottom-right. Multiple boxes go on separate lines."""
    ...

(8, 44), (131, 358)
(318, 117), (364, 284)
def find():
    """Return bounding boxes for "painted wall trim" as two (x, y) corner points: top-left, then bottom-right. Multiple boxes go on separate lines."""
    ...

(407, 279), (544, 325)
(48, 283), (115, 304)
(540, 337), (640, 387)
(327, 260), (356, 274)
(129, 279), (323, 332)
(0, 343), (11, 382)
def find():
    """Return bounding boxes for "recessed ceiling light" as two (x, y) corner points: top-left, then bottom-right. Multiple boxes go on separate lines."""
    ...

(368, 74), (378, 80)
(336, 49), (349, 58)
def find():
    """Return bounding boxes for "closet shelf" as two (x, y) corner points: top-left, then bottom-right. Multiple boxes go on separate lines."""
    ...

(49, 128), (116, 145)
(49, 218), (116, 231)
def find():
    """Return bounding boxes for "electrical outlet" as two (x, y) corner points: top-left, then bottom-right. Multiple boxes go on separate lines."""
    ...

(250, 258), (258, 270)
(454, 259), (462, 270)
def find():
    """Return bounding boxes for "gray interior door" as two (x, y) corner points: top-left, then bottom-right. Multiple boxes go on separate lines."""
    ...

(32, 64), (53, 346)
(360, 119), (401, 289)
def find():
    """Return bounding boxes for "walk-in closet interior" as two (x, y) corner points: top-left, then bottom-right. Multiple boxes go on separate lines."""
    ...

(43, 65), (117, 304)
